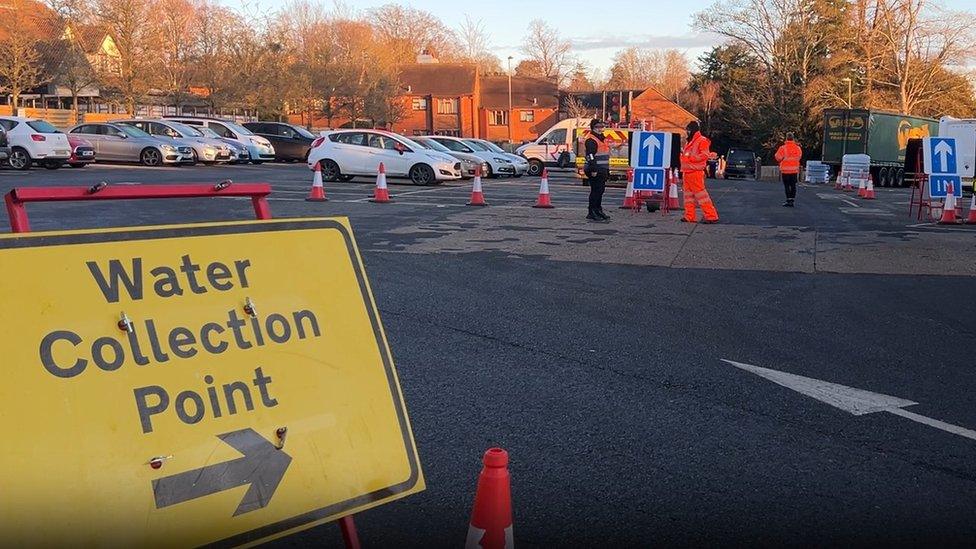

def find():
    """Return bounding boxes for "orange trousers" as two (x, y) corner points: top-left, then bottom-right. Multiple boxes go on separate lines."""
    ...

(682, 170), (718, 222)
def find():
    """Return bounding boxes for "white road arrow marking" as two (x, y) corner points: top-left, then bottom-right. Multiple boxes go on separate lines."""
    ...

(642, 134), (661, 161)
(722, 359), (976, 442)
(934, 140), (953, 172)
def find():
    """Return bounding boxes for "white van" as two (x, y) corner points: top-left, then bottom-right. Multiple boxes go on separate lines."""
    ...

(515, 117), (592, 176)
(938, 116), (976, 183)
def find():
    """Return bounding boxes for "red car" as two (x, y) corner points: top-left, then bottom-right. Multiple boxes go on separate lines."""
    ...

(67, 135), (95, 168)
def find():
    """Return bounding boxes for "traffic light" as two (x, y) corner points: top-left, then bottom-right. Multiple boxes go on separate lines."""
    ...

(609, 93), (620, 123)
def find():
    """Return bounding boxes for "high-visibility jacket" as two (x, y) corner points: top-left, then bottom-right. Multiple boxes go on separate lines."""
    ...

(584, 132), (611, 172)
(775, 140), (802, 175)
(680, 132), (710, 173)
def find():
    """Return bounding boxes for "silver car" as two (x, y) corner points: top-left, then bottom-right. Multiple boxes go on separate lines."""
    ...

(412, 136), (487, 179)
(113, 119), (233, 164)
(197, 126), (250, 163)
(465, 138), (530, 177)
(68, 123), (192, 166)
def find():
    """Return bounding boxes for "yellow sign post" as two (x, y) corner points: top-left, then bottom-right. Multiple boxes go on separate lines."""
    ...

(0, 218), (423, 546)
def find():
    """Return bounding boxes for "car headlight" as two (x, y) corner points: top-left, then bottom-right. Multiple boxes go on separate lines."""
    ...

(161, 144), (176, 152)
(204, 146), (216, 153)
(493, 157), (509, 163)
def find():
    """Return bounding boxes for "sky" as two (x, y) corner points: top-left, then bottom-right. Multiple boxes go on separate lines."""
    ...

(233, 0), (974, 73)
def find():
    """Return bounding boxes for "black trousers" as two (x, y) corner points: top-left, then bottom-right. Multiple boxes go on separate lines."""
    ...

(588, 170), (608, 212)
(782, 173), (798, 200)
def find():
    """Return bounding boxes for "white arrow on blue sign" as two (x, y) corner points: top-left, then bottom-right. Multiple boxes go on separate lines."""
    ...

(922, 137), (958, 175)
(630, 131), (672, 170)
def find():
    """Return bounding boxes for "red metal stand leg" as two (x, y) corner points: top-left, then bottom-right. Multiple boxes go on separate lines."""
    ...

(5, 192), (30, 233)
(252, 196), (272, 220)
(339, 515), (361, 549)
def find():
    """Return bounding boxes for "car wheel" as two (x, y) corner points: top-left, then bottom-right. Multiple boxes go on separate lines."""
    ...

(877, 167), (889, 188)
(141, 148), (162, 167)
(896, 168), (905, 188)
(190, 150), (200, 165)
(320, 159), (342, 182)
(528, 159), (544, 176)
(9, 147), (31, 170)
(69, 163), (87, 168)
(43, 160), (62, 170)
(409, 164), (435, 186)
(484, 164), (495, 179)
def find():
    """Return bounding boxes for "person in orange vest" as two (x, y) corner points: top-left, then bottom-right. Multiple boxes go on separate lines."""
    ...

(583, 118), (611, 222)
(775, 132), (803, 207)
(679, 121), (719, 223)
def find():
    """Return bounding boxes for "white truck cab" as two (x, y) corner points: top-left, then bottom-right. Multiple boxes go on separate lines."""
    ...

(516, 117), (592, 176)
(938, 117), (976, 184)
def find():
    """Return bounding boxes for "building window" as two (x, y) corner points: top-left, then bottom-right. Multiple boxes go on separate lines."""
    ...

(434, 129), (461, 137)
(489, 110), (508, 126)
(437, 98), (458, 114)
(519, 110), (535, 122)
(412, 98), (427, 110)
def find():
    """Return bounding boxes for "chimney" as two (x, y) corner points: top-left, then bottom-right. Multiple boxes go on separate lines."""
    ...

(416, 48), (439, 64)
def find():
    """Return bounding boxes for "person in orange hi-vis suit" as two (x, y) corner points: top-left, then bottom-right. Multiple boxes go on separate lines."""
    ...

(774, 132), (803, 207)
(679, 121), (719, 223)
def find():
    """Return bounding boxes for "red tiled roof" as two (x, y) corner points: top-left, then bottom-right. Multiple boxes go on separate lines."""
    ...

(398, 63), (477, 96)
(480, 76), (558, 109)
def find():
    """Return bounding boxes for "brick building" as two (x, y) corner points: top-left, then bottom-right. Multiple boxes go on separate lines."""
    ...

(478, 75), (558, 143)
(393, 62), (479, 137)
(562, 88), (697, 134)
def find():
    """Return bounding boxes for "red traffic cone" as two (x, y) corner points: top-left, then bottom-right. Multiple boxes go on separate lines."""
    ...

(465, 448), (513, 549)
(966, 193), (976, 224)
(468, 166), (488, 206)
(305, 162), (328, 202)
(939, 183), (958, 224)
(667, 172), (680, 210)
(843, 176), (853, 192)
(533, 168), (554, 208)
(863, 177), (876, 199)
(370, 162), (392, 203)
(619, 168), (637, 209)
(856, 177), (867, 198)
(834, 176), (843, 190)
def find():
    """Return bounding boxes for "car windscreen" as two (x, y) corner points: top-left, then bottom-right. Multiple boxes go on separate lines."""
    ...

(415, 138), (452, 153)
(27, 120), (61, 134)
(169, 122), (203, 137)
(197, 127), (221, 138)
(119, 125), (152, 138)
(222, 121), (254, 135)
(463, 140), (490, 152)
(291, 125), (316, 139)
(728, 151), (755, 163)
(477, 140), (506, 154)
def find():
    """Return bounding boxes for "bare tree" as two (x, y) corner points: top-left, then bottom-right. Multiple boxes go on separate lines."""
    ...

(563, 95), (594, 119)
(607, 47), (690, 100)
(0, 0), (45, 109)
(456, 15), (500, 73)
(369, 4), (459, 62)
(156, 0), (198, 111)
(520, 19), (572, 85)
(93, 0), (157, 113)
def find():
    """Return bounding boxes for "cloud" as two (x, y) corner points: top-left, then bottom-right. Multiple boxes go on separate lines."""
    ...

(568, 32), (723, 52)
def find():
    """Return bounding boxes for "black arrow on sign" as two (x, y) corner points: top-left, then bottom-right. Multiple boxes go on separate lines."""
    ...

(152, 428), (292, 516)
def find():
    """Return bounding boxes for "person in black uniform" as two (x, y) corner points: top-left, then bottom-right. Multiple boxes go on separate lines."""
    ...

(584, 119), (611, 222)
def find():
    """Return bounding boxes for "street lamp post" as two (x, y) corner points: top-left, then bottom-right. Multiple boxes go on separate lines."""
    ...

(507, 56), (513, 143)
(842, 77), (852, 109)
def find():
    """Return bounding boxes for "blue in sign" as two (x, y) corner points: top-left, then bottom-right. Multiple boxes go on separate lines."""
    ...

(634, 132), (669, 168)
(929, 137), (958, 175)
(633, 168), (666, 191)
(929, 174), (962, 198)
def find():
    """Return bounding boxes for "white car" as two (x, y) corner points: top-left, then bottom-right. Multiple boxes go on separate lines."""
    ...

(465, 138), (529, 177)
(307, 129), (462, 185)
(427, 136), (515, 178)
(114, 119), (233, 164)
(165, 117), (275, 163)
(0, 116), (72, 170)
(197, 126), (250, 163)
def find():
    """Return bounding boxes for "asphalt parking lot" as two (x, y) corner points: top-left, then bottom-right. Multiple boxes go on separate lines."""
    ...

(3, 163), (976, 546)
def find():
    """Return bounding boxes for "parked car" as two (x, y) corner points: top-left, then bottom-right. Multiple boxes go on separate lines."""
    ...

(464, 138), (529, 177)
(307, 129), (462, 185)
(0, 126), (10, 164)
(67, 135), (95, 168)
(114, 119), (233, 164)
(67, 123), (193, 166)
(165, 117), (275, 163)
(426, 136), (515, 178)
(196, 126), (250, 163)
(0, 116), (72, 170)
(723, 149), (760, 180)
(242, 121), (314, 162)
(411, 136), (487, 179)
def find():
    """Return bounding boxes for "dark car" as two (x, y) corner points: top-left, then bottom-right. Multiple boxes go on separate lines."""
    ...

(724, 149), (760, 179)
(0, 126), (9, 164)
(242, 122), (315, 162)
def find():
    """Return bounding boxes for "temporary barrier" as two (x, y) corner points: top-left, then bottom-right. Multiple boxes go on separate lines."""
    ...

(306, 162), (328, 202)
(939, 182), (958, 224)
(1, 182), (424, 548)
(619, 169), (637, 209)
(804, 161), (829, 184)
(465, 448), (513, 549)
(856, 177), (867, 198)
(370, 162), (392, 203)
(862, 177), (876, 200)
(667, 171), (680, 210)
(840, 154), (870, 193)
(532, 168), (554, 208)
(468, 166), (488, 206)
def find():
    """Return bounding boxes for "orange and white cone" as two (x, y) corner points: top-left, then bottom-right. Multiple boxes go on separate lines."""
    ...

(966, 193), (976, 224)
(468, 166), (488, 206)
(619, 169), (636, 209)
(465, 448), (514, 549)
(939, 183), (958, 224)
(667, 172), (680, 210)
(834, 175), (843, 190)
(843, 176), (853, 192)
(533, 168), (554, 208)
(863, 177), (876, 199)
(370, 162), (392, 203)
(856, 177), (867, 198)
(305, 162), (328, 202)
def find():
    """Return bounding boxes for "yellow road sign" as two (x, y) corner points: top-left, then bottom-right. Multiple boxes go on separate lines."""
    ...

(0, 218), (423, 546)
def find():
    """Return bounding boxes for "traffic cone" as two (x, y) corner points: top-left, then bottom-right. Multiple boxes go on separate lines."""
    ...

(667, 174), (680, 210)
(370, 162), (392, 203)
(966, 194), (976, 224)
(465, 448), (513, 549)
(619, 169), (636, 209)
(856, 177), (867, 198)
(834, 176), (843, 190)
(305, 162), (328, 202)
(468, 166), (488, 206)
(939, 183), (957, 224)
(863, 177), (876, 199)
(843, 176), (853, 192)
(532, 168), (554, 208)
